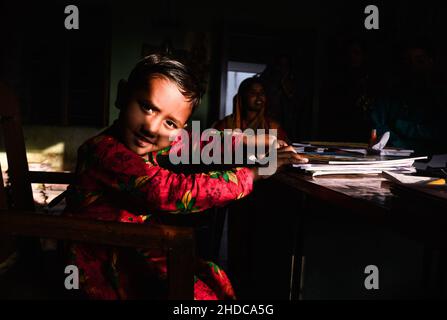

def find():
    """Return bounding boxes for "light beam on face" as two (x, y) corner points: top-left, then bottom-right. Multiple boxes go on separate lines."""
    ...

(119, 76), (192, 156)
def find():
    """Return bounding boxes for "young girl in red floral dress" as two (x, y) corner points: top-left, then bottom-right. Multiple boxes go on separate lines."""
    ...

(64, 53), (307, 300)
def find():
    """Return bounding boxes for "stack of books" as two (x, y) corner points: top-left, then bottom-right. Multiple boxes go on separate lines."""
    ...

(293, 141), (414, 157)
(292, 142), (426, 177)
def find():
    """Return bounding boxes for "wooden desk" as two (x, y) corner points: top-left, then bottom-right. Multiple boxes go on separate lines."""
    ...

(272, 170), (395, 299)
(228, 168), (447, 299)
(274, 171), (393, 215)
(274, 169), (447, 299)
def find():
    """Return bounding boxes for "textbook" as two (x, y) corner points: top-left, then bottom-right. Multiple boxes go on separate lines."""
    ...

(311, 168), (416, 177)
(293, 141), (414, 157)
(293, 152), (426, 165)
(292, 150), (427, 177)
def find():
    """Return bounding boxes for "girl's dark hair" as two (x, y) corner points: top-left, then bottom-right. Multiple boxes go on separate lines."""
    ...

(126, 53), (203, 110)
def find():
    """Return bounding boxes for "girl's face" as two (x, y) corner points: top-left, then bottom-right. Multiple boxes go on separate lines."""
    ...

(119, 76), (192, 156)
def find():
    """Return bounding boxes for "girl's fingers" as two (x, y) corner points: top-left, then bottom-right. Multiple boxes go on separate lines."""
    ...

(277, 150), (305, 158)
(277, 152), (308, 164)
(277, 145), (297, 153)
(276, 139), (289, 148)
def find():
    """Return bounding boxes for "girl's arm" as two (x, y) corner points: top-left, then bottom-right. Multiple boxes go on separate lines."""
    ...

(84, 134), (255, 214)
(168, 128), (279, 167)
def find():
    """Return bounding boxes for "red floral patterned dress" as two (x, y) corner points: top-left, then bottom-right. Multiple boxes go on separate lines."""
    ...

(64, 123), (254, 300)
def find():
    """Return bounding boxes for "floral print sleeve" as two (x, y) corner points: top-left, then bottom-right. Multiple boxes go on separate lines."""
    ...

(80, 132), (254, 214)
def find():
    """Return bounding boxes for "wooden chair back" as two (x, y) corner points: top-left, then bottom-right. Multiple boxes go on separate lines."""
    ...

(0, 81), (195, 299)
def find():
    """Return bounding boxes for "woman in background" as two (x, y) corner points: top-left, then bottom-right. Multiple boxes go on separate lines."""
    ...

(213, 77), (289, 142)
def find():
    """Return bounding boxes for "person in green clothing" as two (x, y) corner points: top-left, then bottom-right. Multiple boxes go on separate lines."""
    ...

(370, 39), (447, 155)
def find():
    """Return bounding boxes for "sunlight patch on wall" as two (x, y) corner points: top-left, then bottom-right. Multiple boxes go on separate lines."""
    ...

(0, 142), (66, 173)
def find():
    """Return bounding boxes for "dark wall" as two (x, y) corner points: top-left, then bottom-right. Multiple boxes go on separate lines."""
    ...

(2, 0), (447, 137)
(0, 0), (110, 127)
(316, 1), (447, 144)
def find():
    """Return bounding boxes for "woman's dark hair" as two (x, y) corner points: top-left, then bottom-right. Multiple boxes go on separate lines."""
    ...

(125, 53), (203, 110)
(237, 76), (265, 104)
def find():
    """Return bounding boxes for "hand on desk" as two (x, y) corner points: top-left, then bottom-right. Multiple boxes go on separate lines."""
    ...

(277, 145), (308, 167)
(252, 145), (308, 181)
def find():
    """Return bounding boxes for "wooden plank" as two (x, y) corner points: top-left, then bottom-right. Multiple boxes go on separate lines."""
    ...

(0, 211), (194, 249)
(0, 83), (35, 211)
(2, 116), (35, 211)
(0, 211), (196, 299)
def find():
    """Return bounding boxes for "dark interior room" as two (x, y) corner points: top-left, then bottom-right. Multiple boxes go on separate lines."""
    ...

(1, 0), (447, 305)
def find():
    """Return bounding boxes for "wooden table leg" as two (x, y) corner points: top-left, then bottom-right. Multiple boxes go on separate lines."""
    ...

(290, 192), (307, 300)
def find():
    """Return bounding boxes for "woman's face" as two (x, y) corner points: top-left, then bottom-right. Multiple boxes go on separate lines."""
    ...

(244, 83), (266, 112)
(119, 76), (192, 156)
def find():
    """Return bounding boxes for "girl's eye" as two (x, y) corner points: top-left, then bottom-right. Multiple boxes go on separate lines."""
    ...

(165, 120), (177, 129)
(140, 103), (154, 114)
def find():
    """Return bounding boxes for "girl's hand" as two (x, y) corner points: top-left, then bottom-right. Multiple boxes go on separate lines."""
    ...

(276, 146), (308, 168)
(276, 139), (288, 148)
(251, 146), (308, 181)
